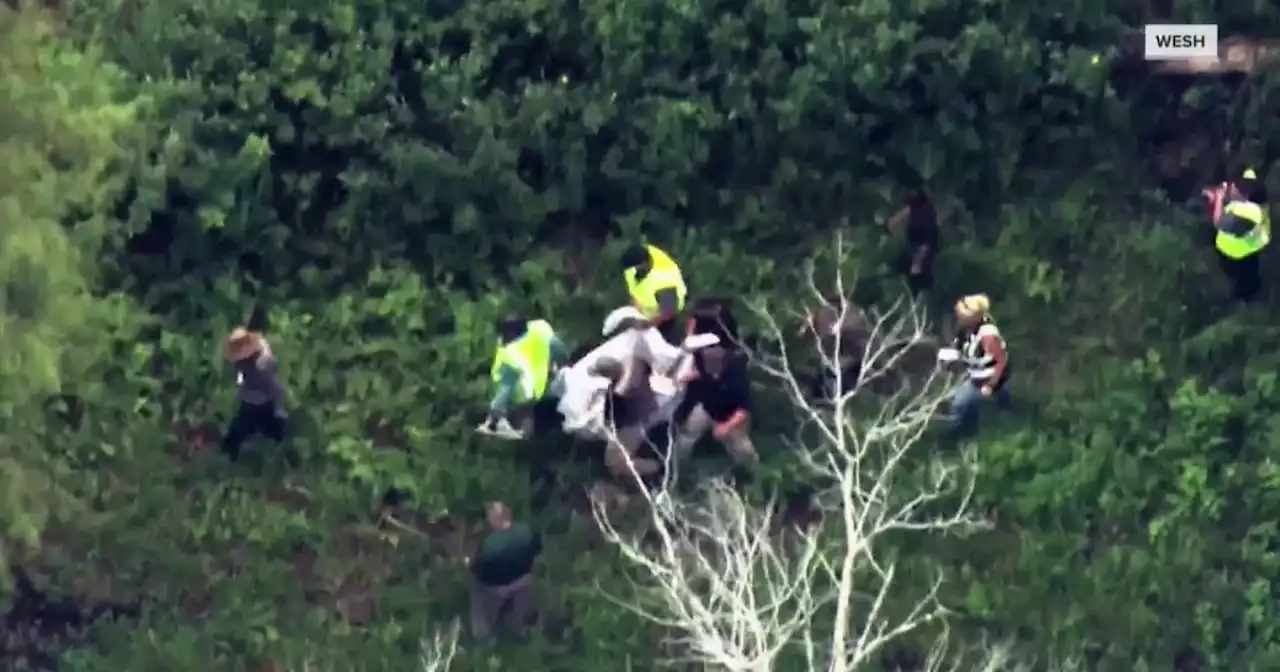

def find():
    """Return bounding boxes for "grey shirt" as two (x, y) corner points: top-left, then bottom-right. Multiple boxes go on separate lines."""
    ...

(653, 288), (680, 318)
(235, 348), (287, 411)
(1217, 209), (1255, 237)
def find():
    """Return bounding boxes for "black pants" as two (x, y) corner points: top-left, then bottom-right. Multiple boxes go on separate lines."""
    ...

(222, 402), (285, 460)
(894, 247), (935, 296)
(1218, 251), (1261, 302)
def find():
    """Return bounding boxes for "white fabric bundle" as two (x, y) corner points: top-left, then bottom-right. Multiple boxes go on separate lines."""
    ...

(557, 307), (718, 439)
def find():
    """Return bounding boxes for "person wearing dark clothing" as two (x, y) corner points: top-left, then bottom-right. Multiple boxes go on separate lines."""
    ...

(469, 502), (540, 641)
(685, 297), (740, 348)
(674, 347), (757, 468)
(885, 188), (940, 295)
(798, 299), (872, 399)
(223, 328), (288, 461)
(1218, 238), (1263, 302)
(590, 356), (662, 486)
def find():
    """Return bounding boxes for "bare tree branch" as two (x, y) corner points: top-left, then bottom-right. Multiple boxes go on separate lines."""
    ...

(289, 620), (460, 671)
(417, 620), (461, 671)
(591, 237), (1039, 671)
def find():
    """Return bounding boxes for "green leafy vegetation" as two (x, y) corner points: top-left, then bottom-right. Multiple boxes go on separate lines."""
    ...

(4, 0), (1280, 668)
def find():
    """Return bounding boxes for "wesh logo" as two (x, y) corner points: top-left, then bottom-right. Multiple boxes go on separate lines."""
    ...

(1157, 33), (1206, 49)
(1144, 24), (1219, 60)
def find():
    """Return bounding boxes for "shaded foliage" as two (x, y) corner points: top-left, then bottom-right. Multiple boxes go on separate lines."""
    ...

(4, 0), (1280, 668)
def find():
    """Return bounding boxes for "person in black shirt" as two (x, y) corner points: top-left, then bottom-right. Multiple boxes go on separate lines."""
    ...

(885, 187), (940, 296)
(673, 346), (757, 469)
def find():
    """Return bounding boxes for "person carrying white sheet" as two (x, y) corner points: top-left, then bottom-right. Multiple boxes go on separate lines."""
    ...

(558, 307), (719, 486)
(478, 314), (570, 439)
(590, 356), (661, 488)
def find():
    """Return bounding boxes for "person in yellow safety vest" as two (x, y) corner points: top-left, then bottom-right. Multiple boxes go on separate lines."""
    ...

(477, 315), (570, 436)
(621, 244), (688, 341)
(1205, 168), (1270, 302)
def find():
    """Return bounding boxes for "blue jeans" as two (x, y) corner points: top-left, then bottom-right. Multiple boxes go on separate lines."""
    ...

(948, 380), (1010, 436)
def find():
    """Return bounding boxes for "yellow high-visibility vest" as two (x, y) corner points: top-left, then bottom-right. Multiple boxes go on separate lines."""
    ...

(624, 245), (687, 319)
(1216, 200), (1270, 260)
(490, 320), (554, 402)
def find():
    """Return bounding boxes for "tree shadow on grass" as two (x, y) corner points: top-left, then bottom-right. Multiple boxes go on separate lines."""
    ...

(1, 566), (141, 670)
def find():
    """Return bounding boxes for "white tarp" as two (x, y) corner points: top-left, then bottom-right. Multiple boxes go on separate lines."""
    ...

(557, 308), (716, 439)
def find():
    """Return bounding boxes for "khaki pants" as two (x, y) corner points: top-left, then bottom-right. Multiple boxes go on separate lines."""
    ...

(470, 573), (534, 640)
(673, 404), (757, 466)
(604, 424), (660, 484)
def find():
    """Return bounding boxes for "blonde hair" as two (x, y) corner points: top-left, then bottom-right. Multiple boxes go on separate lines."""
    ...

(955, 294), (991, 319)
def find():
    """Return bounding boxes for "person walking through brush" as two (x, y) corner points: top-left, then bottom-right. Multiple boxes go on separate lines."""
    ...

(673, 346), (757, 479)
(590, 356), (662, 489)
(222, 328), (289, 461)
(884, 185), (941, 296)
(798, 297), (873, 399)
(945, 294), (1010, 436)
(468, 501), (541, 641)
(1205, 168), (1270, 302)
(478, 315), (569, 439)
(621, 244), (687, 342)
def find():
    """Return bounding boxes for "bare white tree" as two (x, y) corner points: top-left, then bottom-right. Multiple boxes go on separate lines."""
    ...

(289, 620), (460, 671)
(417, 621), (462, 671)
(591, 237), (1028, 671)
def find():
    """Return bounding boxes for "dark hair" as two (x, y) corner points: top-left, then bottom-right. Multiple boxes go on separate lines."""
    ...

(691, 297), (727, 314)
(497, 314), (527, 343)
(620, 245), (650, 270)
(906, 187), (932, 208)
(1236, 176), (1267, 203)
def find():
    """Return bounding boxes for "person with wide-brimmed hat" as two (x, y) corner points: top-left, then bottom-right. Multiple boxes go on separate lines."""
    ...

(222, 327), (288, 460)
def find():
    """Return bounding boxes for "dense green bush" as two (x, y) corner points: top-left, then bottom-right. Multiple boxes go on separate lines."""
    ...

(0, 5), (153, 593)
(5, 0), (1280, 667)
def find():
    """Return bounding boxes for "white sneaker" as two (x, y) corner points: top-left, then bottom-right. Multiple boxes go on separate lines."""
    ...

(477, 418), (524, 440)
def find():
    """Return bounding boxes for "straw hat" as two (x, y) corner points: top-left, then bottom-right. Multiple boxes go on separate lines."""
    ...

(224, 327), (265, 362)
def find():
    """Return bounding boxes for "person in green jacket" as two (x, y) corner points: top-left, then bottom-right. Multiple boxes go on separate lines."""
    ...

(478, 314), (569, 438)
(468, 501), (541, 640)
